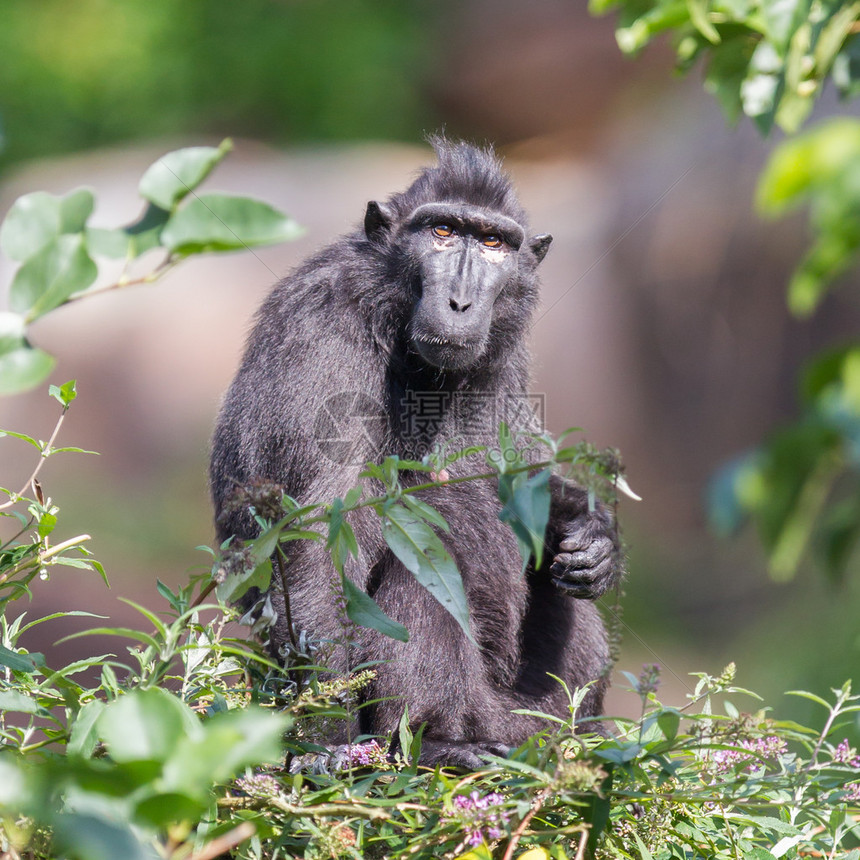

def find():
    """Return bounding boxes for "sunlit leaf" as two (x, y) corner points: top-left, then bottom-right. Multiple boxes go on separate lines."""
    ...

(498, 468), (551, 571)
(161, 193), (303, 255)
(97, 687), (200, 764)
(53, 812), (158, 860)
(0, 312), (25, 355)
(0, 345), (56, 396)
(9, 234), (97, 321)
(340, 572), (409, 642)
(0, 644), (43, 674)
(49, 379), (77, 408)
(67, 700), (106, 758)
(161, 707), (289, 798)
(1, 189), (93, 262)
(139, 140), (232, 211)
(380, 502), (472, 642)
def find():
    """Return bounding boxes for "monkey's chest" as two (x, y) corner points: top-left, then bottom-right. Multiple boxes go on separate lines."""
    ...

(415, 479), (529, 623)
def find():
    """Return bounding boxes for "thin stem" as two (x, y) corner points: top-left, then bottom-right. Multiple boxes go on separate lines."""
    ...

(0, 516), (35, 552)
(39, 534), (91, 561)
(185, 822), (256, 860)
(63, 255), (179, 305)
(0, 407), (68, 511)
(807, 691), (848, 772)
(501, 786), (552, 860)
(216, 795), (390, 820)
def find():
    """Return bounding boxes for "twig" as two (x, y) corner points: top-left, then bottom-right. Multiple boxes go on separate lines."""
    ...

(217, 795), (390, 821)
(0, 408), (68, 511)
(574, 829), (589, 860)
(64, 256), (179, 305)
(189, 821), (256, 860)
(501, 786), (552, 860)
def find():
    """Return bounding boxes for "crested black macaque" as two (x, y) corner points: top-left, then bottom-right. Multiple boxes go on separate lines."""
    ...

(210, 137), (622, 769)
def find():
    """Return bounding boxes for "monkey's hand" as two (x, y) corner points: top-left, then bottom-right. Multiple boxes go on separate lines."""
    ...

(549, 512), (618, 600)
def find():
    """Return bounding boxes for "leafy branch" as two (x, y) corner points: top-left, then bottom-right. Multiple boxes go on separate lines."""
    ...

(0, 138), (302, 396)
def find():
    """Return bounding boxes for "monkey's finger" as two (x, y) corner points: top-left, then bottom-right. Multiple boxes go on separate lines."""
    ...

(553, 544), (611, 571)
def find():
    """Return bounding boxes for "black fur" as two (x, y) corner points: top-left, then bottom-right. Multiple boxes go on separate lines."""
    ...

(210, 138), (622, 769)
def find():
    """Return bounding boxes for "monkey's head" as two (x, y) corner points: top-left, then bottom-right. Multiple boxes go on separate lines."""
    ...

(364, 139), (552, 371)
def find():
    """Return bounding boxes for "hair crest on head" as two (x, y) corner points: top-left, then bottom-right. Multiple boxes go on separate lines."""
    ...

(388, 134), (527, 225)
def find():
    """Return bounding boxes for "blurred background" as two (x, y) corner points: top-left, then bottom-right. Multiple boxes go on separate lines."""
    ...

(0, 0), (858, 722)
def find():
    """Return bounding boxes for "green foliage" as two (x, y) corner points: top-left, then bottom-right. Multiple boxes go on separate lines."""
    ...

(0, 140), (301, 395)
(592, 1), (860, 582)
(757, 117), (860, 316)
(0, 0), (433, 169)
(590, 0), (860, 134)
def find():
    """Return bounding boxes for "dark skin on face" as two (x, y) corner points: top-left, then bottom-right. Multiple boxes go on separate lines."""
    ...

(368, 200), (549, 371)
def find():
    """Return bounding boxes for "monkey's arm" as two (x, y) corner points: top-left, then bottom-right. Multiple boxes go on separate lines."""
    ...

(543, 474), (622, 600)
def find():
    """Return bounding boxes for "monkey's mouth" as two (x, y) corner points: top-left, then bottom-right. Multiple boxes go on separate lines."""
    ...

(411, 333), (486, 370)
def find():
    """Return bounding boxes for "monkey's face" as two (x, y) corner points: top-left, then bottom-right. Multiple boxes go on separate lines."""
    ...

(404, 203), (526, 371)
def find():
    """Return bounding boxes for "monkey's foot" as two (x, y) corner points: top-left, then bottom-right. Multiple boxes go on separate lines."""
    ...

(418, 739), (511, 770)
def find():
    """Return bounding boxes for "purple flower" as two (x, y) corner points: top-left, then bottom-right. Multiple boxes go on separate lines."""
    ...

(833, 739), (860, 768)
(843, 782), (860, 803)
(712, 736), (787, 773)
(343, 740), (388, 768)
(637, 664), (661, 697)
(444, 789), (510, 851)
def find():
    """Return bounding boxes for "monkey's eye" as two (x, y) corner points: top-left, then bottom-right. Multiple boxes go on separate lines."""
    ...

(482, 234), (504, 248)
(432, 224), (455, 238)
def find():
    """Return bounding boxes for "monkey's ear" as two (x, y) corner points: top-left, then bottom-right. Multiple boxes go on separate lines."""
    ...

(365, 201), (394, 243)
(529, 233), (553, 263)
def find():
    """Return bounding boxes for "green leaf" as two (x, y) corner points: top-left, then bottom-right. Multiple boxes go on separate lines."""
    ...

(498, 468), (552, 571)
(161, 193), (304, 255)
(67, 699), (106, 757)
(0, 312), (26, 355)
(657, 708), (681, 740)
(686, 0), (720, 44)
(785, 689), (833, 708)
(813, 1), (860, 77)
(161, 707), (289, 798)
(1, 190), (86, 262)
(97, 687), (200, 764)
(0, 644), (43, 673)
(761, 0), (811, 55)
(85, 226), (132, 259)
(49, 379), (77, 408)
(704, 32), (758, 124)
(340, 572), (409, 642)
(0, 758), (27, 807)
(139, 140), (232, 211)
(9, 234), (98, 321)
(133, 792), (207, 829)
(53, 812), (158, 860)
(740, 849), (777, 860)
(0, 689), (47, 716)
(398, 704), (413, 764)
(0, 345), (56, 396)
(37, 511), (57, 538)
(124, 202), (172, 257)
(217, 558), (272, 603)
(833, 34), (860, 98)
(380, 502), (472, 642)
(327, 498), (360, 575)
(402, 494), (450, 533)
(59, 188), (95, 233)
